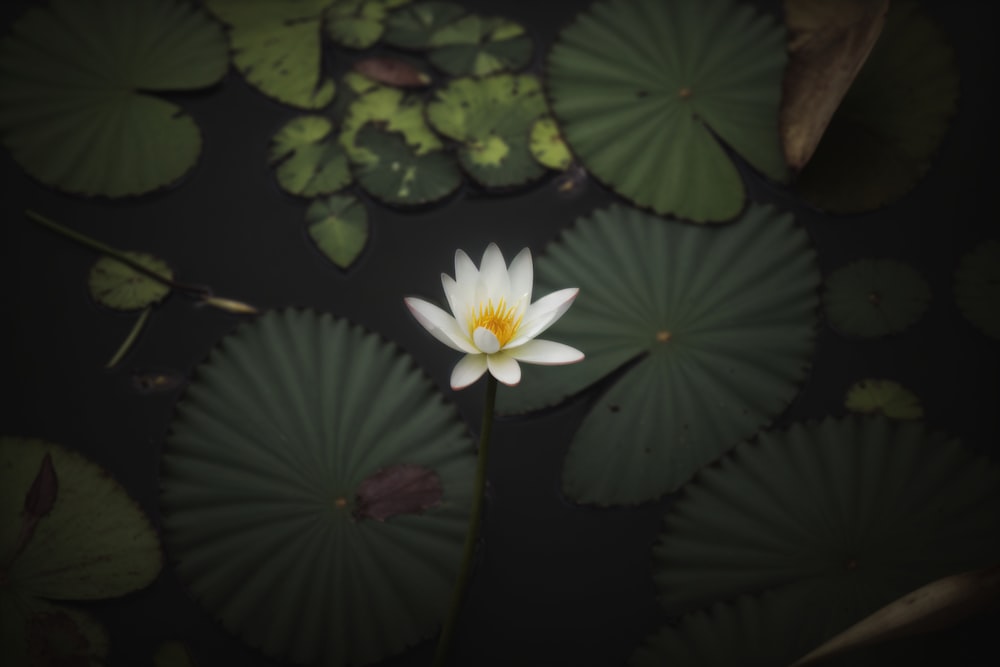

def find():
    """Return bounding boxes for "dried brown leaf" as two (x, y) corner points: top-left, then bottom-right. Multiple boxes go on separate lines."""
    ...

(353, 57), (431, 88)
(353, 464), (442, 522)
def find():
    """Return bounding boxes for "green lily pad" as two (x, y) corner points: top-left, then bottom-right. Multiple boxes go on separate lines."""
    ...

(160, 310), (476, 666)
(0, 0), (228, 197)
(427, 15), (533, 76)
(325, 0), (411, 49)
(339, 86), (443, 164)
(206, 0), (335, 109)
(547, 0), (788, 222)
(845, 379), (923, 420)
(269, 115), (352, 197)
(795, 1), (959, 213)
(382, 1), (466, 49)
(88, 252), (173, 311)
(955, 240), (1000, 340)
(823, 258), (931, 338)
(529, 116), (573, 171)
(305, 195), (369, 269)
(352, 123), (462, 205)
(653, 417), (1000, 620)
(1, 599), (110, 667)
(426, 74), (548, 188)
(497, 203), (819, 505)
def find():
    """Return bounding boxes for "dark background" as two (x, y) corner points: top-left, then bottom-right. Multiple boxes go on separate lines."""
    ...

(2, 0), (998, 665)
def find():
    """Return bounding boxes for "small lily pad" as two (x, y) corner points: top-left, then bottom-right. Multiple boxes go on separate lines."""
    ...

(382, 1), (466, 49)
(325, 0), (411, 49)
(89, 253), (173, 311)
(269, 115), (353, 197)
(845, 379), (923, 420)
(530, 116), (573, 171)
(305, 194), (369, 269)
(823, 258), (931, 338)
(352, 123), (462, 205)
(427, 15), (533, 76)
(955, 240), (1000, 340)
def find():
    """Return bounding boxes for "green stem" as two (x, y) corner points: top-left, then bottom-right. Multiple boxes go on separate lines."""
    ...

(432, 374), (497, 667)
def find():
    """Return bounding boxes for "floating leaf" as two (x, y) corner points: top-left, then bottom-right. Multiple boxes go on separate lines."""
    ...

(781, 0), (890, 169)
(529, 116), (573, 171)
(0, 0), (228, 197)
(382, 1), (466, 49)
(427, 15), (533, 76)
(795, 0), (959, 212)
(955, 239), (1000, 340)
(14, 604), (110, 667)
(269, 115), (352, 197)
(89, 253), (173, 311)
(547, 0), (788, 222)
(354, 464), (442, 521)
(497, 203), (819, 505)
(353, 56), (431, 87)
(823, 258), (931, 338)
(340, 86), (443, 164)
(426, 74), (547, 188)
(305, 194), (369, 268)
(206, 0), (335, 109)
(352, 123), (462, 205)
(325, 0), (410, 49)
(845, 379), (923, 420)
(161, 310), (476, 666)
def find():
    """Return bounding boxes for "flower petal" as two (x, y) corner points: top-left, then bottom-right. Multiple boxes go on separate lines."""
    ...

(451, 353), (488, 390)
(405, 297), (477, 353)
(473, 327), (501, 354)
(507, 339), (584, 365)
(441, 273), (465, 318)
(487, 351), (521, 386)
(479, 243), (510, 304)
(507, 247), (533, 312)
(453, 249), (478, 314)
(506, 287), (579, 348)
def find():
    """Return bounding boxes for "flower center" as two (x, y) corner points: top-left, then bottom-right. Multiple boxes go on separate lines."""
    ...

(469, 298), (521, 347)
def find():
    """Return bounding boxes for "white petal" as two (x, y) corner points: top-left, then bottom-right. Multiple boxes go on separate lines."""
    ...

(451, 353), (488, 390)
(506, 287), (579, 348)
(473, 327), (501, 354)
(405, 297), (477, 353)
(507, 247), (533, 310)
(441, 273), (465, 318)
(507, 339), (584, 365)
(479, 243), (510, 304)
(487, 352), (521, 386)
(453, 249), (479, 316)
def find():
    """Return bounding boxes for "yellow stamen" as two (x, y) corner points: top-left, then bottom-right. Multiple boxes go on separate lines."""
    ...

(468, 298), (522, 347)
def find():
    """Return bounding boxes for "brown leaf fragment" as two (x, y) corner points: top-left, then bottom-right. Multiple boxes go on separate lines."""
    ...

(354, 463), (442, 522)
(781, 0), (890, 169)
(353, 57), (431, 88)
(15, 452), (58, 558)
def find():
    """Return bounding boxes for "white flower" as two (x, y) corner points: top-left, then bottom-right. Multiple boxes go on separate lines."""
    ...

(405, 243), (584, 389)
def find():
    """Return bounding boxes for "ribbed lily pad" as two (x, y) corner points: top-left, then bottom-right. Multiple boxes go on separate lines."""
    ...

(305, 194), (369, 268)
(269, 115), (352, 197)
(845, 379), (923, 420)
(529, 116), (573, 171)
(382, 1), (466, 49)
(0, 0), (228, 197)
(497, 203), (819, 505)
(88, 253), (173, 311)
(547, 0), (788, 222)
(823, 258), (931, 338)
(351, 124), (462, 205)
(206, 0), (335, 109)
(427, 15), (533, 76)
(795, 0), (959, 212)
(955, 240), (1000, 340)
(427, 74), (547, 188)
(653, 417), (1000, 621)
(325, 0), (411, 49)
(160, 310), (476, 666)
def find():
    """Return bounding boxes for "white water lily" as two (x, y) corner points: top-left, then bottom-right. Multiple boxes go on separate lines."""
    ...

(405, 243), (584, 389)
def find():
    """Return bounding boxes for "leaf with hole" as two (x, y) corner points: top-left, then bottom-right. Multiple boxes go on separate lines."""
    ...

(305, 194), (369, 268)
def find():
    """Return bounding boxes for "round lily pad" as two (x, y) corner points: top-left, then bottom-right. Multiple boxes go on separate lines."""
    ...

(269, 115), (352, 197)
(88, 253), (173, 311)
(845, 378), (923, 420)
(352, 123), (462, 205)
(160, 310), (476, 666)
(325, 0), (411, 49)
(529, 116), (573, 171)
(427, 15), (533, 76)
(305, 194), (369, 269)
(206, 0), (335, 109)
(547, 0), (788, 222)
(426, 74), (548, 188)
(382, 1), (466, 49)
(653, 417), (1000, 622)
(497, 203), (819, 505)
(955, 239), (1000, 339)
(0, 0), (228, 197)
(795, 1), (959, 213)
(823, 258), (931, 338)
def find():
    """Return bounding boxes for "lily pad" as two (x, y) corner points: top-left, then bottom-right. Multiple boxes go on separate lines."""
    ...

(340, 86), (443, 164)
(497, 203), (819, 505)
(325, 0), (411, 49)
(382, 1), (467, 49)
(845, 379), (923, 420)
(427, 15), (533, 76)
(351, 123), (462, 205)
(955, 240), (1000, 339)
(653, 417), (1000, 620)
(206, 0), (335, 109)
(529, 116), (574, 171)
(269, 115), (352, 197)
(0, 0), (228, 197)
(160, 310), (476, 666)
(426, 74), (548, 188)
(795, 0), (959, 212)
(1, 601), (111, 667)
(88, 252), (173, 311)
(305, 194), (369, 268)
(546, 0), (788, 222)
(823, 258), (931, 338)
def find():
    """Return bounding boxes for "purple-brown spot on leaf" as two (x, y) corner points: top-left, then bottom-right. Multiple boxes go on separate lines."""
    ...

(15, 452), (58, 558)
(354, 464), (442, 522)
(353, 57), (431, 88)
